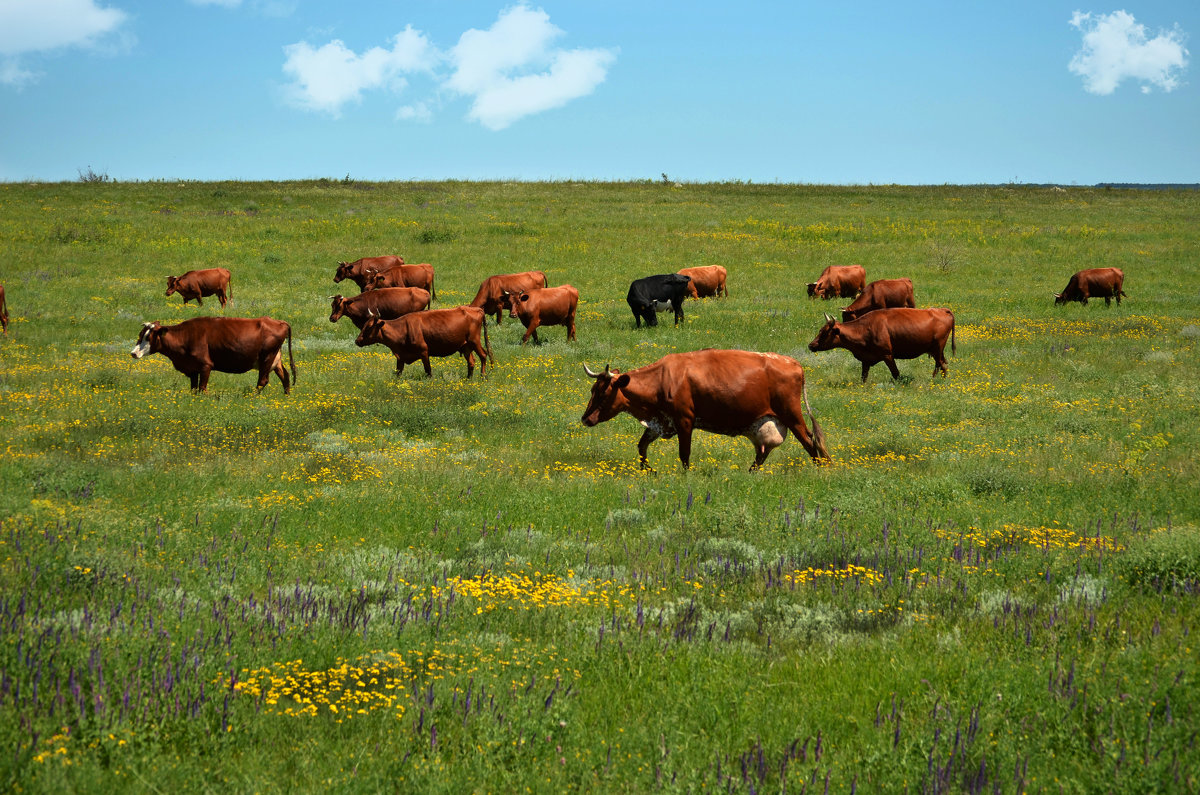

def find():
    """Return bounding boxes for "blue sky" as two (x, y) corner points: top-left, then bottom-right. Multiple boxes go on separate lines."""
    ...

(1, 1), (1195, 184)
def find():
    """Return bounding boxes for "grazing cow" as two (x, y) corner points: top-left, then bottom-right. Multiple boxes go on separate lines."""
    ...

(1054, 268), (1126, 306)
(130, 316), (295, 393)
(334, 256), (405, 291)
(580, 349), (829, 471)
(329, 288), (431, 329)
(470, 271), (548, 324)
(678, 265), (728, 298)
(627, 274), (691, 327)
(165, 268), (232, 308)
(806, 265), (866, 300)
(841, 278), (916, 321)
(506, 284), (579, 344)
(364, 264), (436, 298)
(0, 283), (8, 333)
(808, 308), (956, 382)
(355, 306), (492, 378)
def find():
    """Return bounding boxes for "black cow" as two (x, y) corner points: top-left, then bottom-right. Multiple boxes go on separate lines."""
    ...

(627, 274), (691, 327)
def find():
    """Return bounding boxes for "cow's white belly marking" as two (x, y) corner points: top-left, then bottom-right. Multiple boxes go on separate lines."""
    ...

(639, 417), (674, 437)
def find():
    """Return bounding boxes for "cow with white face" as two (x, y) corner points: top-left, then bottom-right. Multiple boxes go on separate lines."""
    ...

(132, 316), (295, 393)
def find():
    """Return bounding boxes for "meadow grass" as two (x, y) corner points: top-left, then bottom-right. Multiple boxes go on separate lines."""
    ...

(1, 180), (1198, 792)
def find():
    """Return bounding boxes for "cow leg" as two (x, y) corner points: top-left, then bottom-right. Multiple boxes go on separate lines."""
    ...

(421, 355), (433, 377)
(884, 357), (901, 380)
(636, 428), (661, 470)
(194, 295), (203, 307)
(394, 358), (405, 376)
(676, 419), (694, 469)
(189, 373), (201, 390)
(1104, 295), (1111, 306)
(198, 368), (212, 392)
(464, 351), (476, 379)
(521, 322), (538, 345)
(861, 360), (873, 383)
(218, 290), (228, 308)
(673, 302), (684, 326)
(567, 313), (577, 341)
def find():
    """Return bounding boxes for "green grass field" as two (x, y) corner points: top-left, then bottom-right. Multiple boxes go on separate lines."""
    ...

(1, 180), (1198, 792)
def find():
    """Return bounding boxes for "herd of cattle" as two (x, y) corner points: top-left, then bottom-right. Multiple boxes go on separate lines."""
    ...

(0, 261), (1126, 470)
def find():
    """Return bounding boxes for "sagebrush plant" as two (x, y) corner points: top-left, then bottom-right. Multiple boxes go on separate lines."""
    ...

(0, 180), (1198, 792)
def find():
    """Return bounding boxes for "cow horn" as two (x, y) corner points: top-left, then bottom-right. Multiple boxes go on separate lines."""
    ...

(824, 312), (835, 324)
(583, 363), (603, 378)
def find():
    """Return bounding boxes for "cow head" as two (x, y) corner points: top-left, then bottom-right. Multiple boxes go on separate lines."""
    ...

(806, 282), (818, 299)
(131, 321), (162, 359)
(363, 269), (382, 291)
(581, 364), (631, 427)
(840, 307), (857, 322)
(807, 313), (843, 352)
(355, 312), (386, 347)
(506, 292), (530, 318)
(333, 261), (352, 283)
(329, 295), (348, 323)
(165, 276), (179, 297)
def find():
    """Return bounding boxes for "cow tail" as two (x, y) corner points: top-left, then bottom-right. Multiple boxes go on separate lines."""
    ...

(802, 382), (830, 460)
(286, 324), (297, 385)
(950, 312), (957, 356)
(431, 275), (436, 301)
(227, 273), (233, 303)
(483, 315), (494, 363)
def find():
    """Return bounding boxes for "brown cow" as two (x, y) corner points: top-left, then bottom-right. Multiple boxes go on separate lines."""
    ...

(506, 284), (579, 344)
(130, 316), (295, 393)
(355, 306), (492, 378)
(0, 283), (8, 333)
(678, 266), (728, 298)
(841, 278), (916, 321)
(334, 256), (405, 291)
(364, 264), (436, 298)
(580, 349), (829, 471)
(808, 308), (955, 382)
(165, 268), (232, 308)
(1054, 268), (1126, 306)
(329, 288), (431, 329)
(470, 271), (548, 324)
(806, 265), (865, 300)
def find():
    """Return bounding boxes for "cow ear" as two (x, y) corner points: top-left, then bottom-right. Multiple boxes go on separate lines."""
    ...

(615, 374), (631, 389)
(521, 294), (530, 303)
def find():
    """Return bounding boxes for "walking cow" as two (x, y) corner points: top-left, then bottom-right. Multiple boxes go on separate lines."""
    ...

(808, 308), (956, 382)
(165, 268), (232, 308)
(355, 307), (492, 379)
(581, 349), (829, 471)
(626, 274), (691, 327)
(130, 316), (295, 393)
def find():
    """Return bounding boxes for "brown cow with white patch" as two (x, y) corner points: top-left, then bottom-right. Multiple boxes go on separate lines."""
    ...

(334, 256), (405, 291)
(355, 306), (492, 378)
(506, 284), (579, 344)
(841, 278), (916, 321)
(130, 316), (295, 393)
(677, 266), (728, 298)
(808, 308), (955, 382)
(329, 288), (431, 329)
(0, 283), (8, 333)
(364, 264), (436, 298)
(806, 265), (865, 300)
(165, 268), (232, 308)
(580, 349), (829, 471)
(470, 271), (548, 324)
(1054, 268), (1126, 306)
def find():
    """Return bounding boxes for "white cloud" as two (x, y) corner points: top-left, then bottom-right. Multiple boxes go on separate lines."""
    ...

(1069, 10), (1189, 95)
(0, 0), (127, 85)
(282, 27), (436, 116)
(282, 4), (615, 129)
(447, 5), (615, 130)
(188, 0), (242, 6)
(464, 46), (616, 130)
